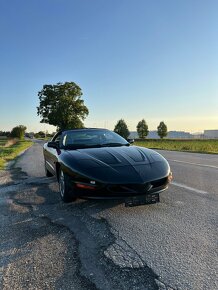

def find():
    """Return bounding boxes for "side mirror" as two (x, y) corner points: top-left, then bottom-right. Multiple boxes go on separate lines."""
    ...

(127, 139), (134, 144)
(47, 141), (59, 149)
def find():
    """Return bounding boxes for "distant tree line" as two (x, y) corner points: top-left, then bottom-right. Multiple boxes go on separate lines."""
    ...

(33, 131), (55, 139)
(0, 127), (56, 140)
(0, 131), (11, 137)
(113, 119), (168, 139)
(0, 125), (27, 139)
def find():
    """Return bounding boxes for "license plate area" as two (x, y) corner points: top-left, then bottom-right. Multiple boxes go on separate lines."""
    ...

(125, 193), (160, 207)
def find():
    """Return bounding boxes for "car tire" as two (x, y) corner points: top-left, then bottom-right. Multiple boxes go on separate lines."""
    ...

(45, 162), (53, 177)
(59, 169), (76, 203)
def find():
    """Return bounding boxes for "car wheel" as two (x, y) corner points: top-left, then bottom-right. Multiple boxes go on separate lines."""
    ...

(59, 169), (76, 203)
(45, 162), (53, 177)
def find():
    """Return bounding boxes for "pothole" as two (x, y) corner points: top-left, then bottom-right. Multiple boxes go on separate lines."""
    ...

(104, 238), (144, 268)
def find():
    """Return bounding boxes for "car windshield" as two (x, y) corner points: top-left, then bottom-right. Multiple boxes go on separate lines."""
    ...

(62, 129), (129, 149)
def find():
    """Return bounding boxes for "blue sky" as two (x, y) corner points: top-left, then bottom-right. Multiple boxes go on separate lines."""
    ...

(0, 0), (217, 133)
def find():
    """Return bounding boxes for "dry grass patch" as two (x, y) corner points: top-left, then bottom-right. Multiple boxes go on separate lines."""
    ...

(4, 138), (18, 147)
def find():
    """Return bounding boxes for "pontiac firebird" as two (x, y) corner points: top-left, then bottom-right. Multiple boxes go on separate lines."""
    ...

(43, 128), (172, 206)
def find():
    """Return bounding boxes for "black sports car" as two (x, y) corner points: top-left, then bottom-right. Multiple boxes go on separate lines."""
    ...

(43, 128), (172, 206)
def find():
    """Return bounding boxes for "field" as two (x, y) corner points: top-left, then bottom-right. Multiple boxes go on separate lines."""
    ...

(0, 138), (33, 169)
(134, 139), (218, 154)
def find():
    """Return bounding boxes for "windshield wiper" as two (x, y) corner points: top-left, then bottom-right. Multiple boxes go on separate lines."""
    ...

(100, 143), (129, 147)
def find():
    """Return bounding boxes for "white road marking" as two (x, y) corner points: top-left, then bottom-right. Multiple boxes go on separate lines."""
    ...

(169, 159), (218, 170)
(172, 181), (208, 195)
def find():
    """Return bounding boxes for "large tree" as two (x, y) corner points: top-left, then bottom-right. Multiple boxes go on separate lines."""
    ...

(157, 121), (168, 139)
(37, 82), (89, 130)
(136, 119), (149, 139)
(10, 125), (27, 139)
(114, 119), (130, 139)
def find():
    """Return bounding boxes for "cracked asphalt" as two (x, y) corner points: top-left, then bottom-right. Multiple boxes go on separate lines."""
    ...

(0, 140), (217, 290)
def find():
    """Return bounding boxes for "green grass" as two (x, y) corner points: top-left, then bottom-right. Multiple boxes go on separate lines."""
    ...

(0, 139), (33, 170)
(134, 139), (218, 154)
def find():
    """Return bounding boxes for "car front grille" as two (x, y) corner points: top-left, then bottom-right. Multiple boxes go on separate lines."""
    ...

(107, 184), (146, 194)
(107, 177), (168, 194)
(150, 177), (168, 188)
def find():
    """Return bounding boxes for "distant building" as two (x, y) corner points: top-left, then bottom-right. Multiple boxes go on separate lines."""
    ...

(204, 130), (218, 139)
(167, 131), (192, 139)
(192, 133), (204, 139)
(129, 131), (194, 139)
(129, 131), (159, 139)
(148, 131), (159, 138)
(129, 130), (218, 139)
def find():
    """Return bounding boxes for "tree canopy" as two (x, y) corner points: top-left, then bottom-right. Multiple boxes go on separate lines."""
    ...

(157, 121), (168, 139)
(10, 125), (27, 139)
(37, 82), (89, 131)
(114, 119), (130, 139)
(136, 119), (149, 139)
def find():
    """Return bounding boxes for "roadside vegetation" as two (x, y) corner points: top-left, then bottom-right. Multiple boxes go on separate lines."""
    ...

(0, 137), (33, 169)
(135, 139), (218, 154)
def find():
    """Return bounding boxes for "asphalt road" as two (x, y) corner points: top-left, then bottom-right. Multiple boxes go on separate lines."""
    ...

(0, 141), (217, 290)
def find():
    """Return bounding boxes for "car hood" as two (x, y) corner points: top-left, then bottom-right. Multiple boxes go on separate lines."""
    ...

(63, 146), (170, 184)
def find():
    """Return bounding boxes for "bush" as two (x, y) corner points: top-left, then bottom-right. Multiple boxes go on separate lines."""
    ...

(10, 125), (27, 139)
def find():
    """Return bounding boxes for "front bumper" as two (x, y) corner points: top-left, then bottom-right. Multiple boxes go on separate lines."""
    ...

(73, 176), (169, 199)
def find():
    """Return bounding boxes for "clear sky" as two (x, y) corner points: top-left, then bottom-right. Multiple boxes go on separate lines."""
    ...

(0, 0), (217, 133)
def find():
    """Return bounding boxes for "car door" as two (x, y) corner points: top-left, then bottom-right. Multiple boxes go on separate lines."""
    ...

(44, 133), (62, 176)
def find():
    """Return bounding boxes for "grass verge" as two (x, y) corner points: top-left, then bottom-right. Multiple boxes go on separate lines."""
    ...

(134, 139), (218, 154)
(0, 139), (33, 170)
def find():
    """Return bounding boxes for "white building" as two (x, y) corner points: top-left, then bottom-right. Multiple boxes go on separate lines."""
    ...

(204, 130), (218, 139)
